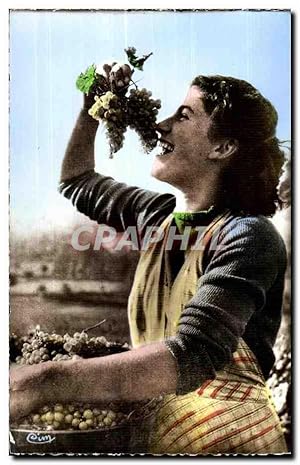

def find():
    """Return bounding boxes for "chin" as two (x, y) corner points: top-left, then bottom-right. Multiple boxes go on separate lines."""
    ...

(151, 168), (177, 189)
(151, 163), (168, 182)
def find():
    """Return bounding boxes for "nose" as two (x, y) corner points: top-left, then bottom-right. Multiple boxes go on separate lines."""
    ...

(155, 116), (173, 137)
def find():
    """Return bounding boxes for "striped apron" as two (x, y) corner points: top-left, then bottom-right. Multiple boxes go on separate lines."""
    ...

(128, 210), (288, 454)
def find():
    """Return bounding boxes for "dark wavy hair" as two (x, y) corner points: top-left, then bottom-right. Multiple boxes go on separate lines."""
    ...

(192, 75), (286, 216)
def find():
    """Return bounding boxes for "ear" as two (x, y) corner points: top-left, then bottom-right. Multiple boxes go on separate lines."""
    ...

(208, 139), (239, 161)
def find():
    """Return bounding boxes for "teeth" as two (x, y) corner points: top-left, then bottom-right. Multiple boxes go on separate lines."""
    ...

(158, 140), (174, 155)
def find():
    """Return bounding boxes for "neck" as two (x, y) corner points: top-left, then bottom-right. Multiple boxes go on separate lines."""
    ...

(175, 172), (222, 213)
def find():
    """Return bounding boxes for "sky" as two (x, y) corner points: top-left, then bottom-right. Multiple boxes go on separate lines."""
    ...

(9, 10), (291, 235)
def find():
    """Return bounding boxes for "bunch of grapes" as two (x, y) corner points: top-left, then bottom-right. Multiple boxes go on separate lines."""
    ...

(76, 47), (161, 158)
(13, 328), (130, 366)
(127, 88), (161, 153)
(15, 330), (67, 365)
(88, 91), (128, 156)
(61, 331), (129, 358)
(10, 333), (31, 362)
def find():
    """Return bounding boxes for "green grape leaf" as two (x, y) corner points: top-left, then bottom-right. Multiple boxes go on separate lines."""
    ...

(76, 64), (97, 94)
(125, 47), (153, 71)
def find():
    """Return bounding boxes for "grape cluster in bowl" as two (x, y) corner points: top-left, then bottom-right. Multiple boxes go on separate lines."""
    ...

(10, 328), (130, 366)
(76, 47), (161, 157)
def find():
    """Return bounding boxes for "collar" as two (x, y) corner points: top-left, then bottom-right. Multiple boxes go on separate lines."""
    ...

(173, 205), (221, 233)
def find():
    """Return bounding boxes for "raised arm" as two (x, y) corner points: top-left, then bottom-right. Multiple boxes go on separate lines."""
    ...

(60, 94), (98, 183)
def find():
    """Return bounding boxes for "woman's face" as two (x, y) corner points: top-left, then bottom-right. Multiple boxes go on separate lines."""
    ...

(151, 85), (218, 189)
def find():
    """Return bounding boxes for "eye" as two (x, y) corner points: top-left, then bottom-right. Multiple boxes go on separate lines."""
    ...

(177, 111), (189, 121)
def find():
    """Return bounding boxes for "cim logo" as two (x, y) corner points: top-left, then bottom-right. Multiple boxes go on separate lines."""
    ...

(26, 432), (56, 444)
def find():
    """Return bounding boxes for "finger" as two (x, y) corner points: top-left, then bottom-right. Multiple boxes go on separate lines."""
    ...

(103, 63), (112, 77)
(115, 68), (124, 82)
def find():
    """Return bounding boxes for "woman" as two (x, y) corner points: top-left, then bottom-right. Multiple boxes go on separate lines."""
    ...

(10, 75), (288, 454)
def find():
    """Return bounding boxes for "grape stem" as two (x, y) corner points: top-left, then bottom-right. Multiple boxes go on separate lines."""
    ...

(82, 319), (107, 333)
(129, 78), (143, 90)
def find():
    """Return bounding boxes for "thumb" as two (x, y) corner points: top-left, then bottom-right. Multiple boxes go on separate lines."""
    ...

(83, 92), (96, 111)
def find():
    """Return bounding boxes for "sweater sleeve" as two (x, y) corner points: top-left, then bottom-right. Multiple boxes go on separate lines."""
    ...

(58, 170), (176, 234)
(164, 215), (287, 395)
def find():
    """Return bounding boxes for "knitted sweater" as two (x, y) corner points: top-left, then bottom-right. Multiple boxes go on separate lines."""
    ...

(59, 170), (287, 394)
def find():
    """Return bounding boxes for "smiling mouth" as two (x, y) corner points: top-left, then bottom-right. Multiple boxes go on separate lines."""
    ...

(157, 139), (175, 157)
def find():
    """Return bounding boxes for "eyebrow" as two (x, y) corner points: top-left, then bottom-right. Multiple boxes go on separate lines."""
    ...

(178, 105), (194, 114)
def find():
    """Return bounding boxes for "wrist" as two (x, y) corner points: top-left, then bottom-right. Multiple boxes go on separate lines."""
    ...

(78, 108), (99, 127)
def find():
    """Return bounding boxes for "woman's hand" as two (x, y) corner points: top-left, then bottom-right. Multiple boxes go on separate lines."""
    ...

(9, 361), (80, 423)
(9, 357), (113, 423)
(9, 362), (59, 422)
